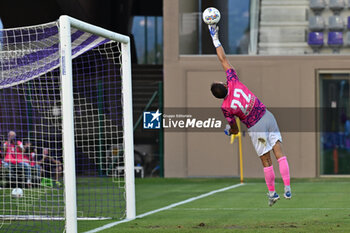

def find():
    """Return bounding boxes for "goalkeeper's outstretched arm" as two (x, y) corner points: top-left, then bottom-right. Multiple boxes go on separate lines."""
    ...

(208, 25), (233, 72)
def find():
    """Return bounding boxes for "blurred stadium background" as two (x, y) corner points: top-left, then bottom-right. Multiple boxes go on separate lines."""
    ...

(1, 0), (350, 232)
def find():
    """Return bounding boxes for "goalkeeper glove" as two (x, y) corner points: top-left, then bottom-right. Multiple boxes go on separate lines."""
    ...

(224, 124), (231, 136)
(208, 24), (221, 48)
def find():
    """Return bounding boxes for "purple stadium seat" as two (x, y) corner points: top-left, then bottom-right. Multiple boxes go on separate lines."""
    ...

(348, 16), (350, 30)
(308, 32), (324, 46)
(328, 31), (343, 46)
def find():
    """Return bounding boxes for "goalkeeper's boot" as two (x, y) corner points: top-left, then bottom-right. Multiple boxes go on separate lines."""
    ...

(268, 192), (280, 206)
(284, 187), (292, 200)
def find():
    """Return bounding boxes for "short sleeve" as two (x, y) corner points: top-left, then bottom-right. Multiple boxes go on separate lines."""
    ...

(226, 68), (239, 82)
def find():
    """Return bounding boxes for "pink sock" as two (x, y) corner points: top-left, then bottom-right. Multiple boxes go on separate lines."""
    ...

(278, 156), (290, 186)
(263, 166), (275, 192)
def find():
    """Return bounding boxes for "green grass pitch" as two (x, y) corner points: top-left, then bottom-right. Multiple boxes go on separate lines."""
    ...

(1, 178), (349, 232)
(79, 177), (350, 233)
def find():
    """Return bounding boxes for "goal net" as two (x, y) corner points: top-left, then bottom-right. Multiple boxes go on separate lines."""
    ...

(0, 16), (135, 232)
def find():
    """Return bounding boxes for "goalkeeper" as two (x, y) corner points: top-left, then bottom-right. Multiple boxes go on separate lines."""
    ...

(208, 24), (291, 206)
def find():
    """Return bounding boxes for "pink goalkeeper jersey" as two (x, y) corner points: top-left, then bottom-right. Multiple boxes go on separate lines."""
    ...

(221, 68), (266, 128)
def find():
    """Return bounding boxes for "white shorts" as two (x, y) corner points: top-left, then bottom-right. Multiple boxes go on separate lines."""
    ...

(248, 110), (282, 156)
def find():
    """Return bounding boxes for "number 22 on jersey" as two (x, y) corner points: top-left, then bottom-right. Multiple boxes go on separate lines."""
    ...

(230, 88), (251, 115)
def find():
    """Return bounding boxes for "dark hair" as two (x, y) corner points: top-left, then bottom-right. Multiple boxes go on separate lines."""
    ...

(211, 83), (227, 99)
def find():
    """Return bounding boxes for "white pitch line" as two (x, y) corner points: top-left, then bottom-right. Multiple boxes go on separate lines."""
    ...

(84, 183), (245, 233)
(170, 207), (350, 211)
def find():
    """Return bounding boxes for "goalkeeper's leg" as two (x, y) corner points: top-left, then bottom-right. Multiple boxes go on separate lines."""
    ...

(273, 141), (292, 199)
(261, 153), (280, 206)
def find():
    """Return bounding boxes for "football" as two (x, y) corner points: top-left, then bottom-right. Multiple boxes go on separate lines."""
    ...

(11, 188), (23, 198)
(52, 105), (61, 116)
(202, 7), (221, 25)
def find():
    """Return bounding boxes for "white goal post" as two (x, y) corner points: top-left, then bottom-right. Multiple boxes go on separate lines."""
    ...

(59, 15), (136, 233)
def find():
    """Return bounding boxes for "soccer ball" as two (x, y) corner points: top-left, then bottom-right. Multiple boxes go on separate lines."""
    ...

(52, 105), (60, 116)
(202, 7), (221, 25)
(11, 188), (23, 198)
